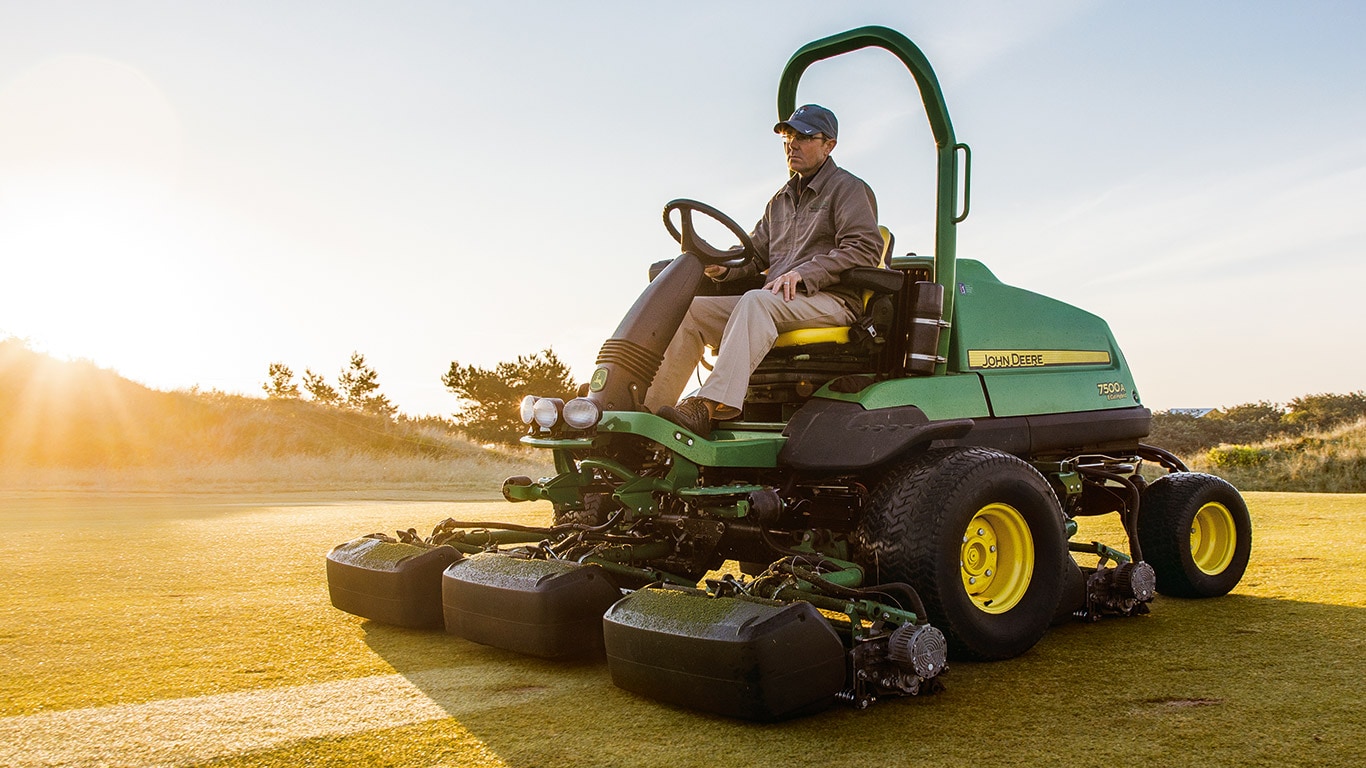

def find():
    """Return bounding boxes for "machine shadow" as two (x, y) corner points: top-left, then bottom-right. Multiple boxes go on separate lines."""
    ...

(355, 592), (1365, 767)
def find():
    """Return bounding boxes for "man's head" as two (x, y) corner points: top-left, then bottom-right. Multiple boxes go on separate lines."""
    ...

(774, 104), (837, 176)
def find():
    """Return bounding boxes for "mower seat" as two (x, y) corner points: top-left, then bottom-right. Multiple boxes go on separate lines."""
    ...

(770, 225), (900, 348)
(744, 227), (906, 415)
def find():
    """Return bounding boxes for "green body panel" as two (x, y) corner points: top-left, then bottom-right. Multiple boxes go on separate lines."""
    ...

(817, 373), (990, 420)
(981, 370), (1139, 417)
(521, 411), (786, 469)
(945, 259), (1141, 417)
(812, 259), (1140, 421)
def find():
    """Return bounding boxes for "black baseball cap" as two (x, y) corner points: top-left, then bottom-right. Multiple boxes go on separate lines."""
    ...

(774, 104), (837, 139)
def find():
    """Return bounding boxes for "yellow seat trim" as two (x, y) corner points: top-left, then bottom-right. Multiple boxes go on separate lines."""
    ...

(774, 327), (852, 347)
(771, 225), (893, 350)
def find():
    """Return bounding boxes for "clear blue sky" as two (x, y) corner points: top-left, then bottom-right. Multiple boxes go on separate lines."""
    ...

(2, 1), (1363, 416)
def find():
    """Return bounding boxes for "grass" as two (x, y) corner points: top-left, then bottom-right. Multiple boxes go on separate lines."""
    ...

(0, 337), (553, 495)
(0, 449), (552, 495)
(1188, 418), (1366, 493)
(1, 491), (1363, 767)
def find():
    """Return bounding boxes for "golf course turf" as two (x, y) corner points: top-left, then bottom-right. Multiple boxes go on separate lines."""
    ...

(1, 491), (1362, 767)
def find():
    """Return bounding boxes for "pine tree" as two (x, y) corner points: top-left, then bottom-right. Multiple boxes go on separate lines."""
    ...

(262, 362), (300, 399)
(302, 368), (340, 406)
(442, 348), (577, 444)
(338, 352), (396, 417)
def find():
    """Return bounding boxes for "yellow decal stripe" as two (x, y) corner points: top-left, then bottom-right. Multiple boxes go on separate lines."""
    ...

(968, 350), (1112, 369)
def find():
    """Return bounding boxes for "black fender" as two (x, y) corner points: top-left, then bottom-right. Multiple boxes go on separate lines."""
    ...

(779, 399), (974, 471)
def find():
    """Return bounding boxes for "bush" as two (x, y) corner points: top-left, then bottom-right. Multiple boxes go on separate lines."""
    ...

(0, 339), (503, 469)
(1207, 445), (1270, 469)
(1286, 391), (1366, 432)
(1150, 401), (1297, 458)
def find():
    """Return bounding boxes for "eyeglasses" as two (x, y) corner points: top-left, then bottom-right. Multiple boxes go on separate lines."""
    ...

(780, 132), (827, 144)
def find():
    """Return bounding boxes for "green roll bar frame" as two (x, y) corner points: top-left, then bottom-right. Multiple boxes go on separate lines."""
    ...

(778, 26), (969, 373)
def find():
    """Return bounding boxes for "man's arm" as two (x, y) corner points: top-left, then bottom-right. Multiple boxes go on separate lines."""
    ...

(792, 175), (881, 293)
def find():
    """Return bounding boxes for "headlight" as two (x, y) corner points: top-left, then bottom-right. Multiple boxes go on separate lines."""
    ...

(519, 395), (538, 424)
(532, 397), (564, 430)
(562, 397), (602, 430)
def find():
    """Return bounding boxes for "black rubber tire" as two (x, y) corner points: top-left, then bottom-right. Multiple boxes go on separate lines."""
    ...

(856, 447), (1068, 661)
(1138, 473), (1251, 598)
(553, 492), (615, 527)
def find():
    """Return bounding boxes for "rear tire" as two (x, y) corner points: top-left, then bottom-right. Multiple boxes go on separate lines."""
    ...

(1138, 473), (1251, 598)
(856, 447), (1068, 661)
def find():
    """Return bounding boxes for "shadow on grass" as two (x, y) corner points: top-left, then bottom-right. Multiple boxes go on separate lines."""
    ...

(353, 592), (1365, 768)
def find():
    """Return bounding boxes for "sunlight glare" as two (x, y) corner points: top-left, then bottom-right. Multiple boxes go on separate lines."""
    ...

(0, 54), (203, 382)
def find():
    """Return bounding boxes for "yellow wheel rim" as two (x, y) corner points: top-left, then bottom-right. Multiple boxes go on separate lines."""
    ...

(961, 503), (1034, 614)
(1190, 502), (1237, 575)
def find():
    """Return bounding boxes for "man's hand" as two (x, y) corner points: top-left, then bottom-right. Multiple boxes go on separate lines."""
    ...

(764, 270), (804, 302)
(704, 265), (729, 281)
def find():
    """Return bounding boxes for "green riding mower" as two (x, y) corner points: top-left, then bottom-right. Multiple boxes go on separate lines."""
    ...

(326, 26), (1252, 721)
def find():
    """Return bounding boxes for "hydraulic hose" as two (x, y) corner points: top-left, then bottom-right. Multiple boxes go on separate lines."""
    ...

(867, 582), (930, 625)
(1078, 466), (1144, 563)
(1138, 443), (1189, 473)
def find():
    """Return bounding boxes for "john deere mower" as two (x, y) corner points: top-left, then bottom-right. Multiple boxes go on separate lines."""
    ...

(326, 26), (1252, 721)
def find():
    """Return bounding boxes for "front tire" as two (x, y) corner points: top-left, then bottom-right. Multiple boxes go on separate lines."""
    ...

(553, 493), (615, 527)
(1138, 473), (1251, 598)
(856, 447), (1068, 661)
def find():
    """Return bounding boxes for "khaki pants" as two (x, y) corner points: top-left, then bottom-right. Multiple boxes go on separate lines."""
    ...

(644, 289), (854, 412)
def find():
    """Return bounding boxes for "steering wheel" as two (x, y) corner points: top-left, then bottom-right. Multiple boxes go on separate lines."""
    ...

(662, 199), (757, 269)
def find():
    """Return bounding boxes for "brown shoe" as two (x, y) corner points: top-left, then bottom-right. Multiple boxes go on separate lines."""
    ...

(658, 397), (743, 438)
(658, 397), (713, 438)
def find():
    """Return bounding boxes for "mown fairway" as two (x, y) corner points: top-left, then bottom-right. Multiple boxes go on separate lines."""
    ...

(1, 491), (1362, 767)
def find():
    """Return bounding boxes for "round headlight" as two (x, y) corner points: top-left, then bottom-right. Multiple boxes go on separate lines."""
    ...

(562, 397), (602, 430)
(532, 397), (564, 430)
(519, 395), (538, 424)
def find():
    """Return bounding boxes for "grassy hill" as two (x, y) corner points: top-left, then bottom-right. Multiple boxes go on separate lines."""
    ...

(0, 339), (547, 493)
(4, 338), (1361, 493)
(1186, 419), (1366, 493)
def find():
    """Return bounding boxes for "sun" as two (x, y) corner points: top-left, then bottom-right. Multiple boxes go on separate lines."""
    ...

(0, 54), (196, 379)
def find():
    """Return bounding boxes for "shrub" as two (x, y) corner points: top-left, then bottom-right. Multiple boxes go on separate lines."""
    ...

(1206, 445), (1269, 469)
(1285, 391), (1366, 432)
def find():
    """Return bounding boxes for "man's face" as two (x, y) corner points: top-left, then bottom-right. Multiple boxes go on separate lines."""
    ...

(781, 129), (835, 176)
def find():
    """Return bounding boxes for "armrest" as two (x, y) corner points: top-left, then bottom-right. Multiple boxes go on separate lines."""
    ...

(840, 266), (905, 294)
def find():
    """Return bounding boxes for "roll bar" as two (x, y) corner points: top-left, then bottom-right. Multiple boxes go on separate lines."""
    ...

(777, 26), (968, 372)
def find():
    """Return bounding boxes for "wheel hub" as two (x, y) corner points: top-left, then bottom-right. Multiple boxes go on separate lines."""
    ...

(1190, 501), (1237, 575)
(961, 503), (1034, 614)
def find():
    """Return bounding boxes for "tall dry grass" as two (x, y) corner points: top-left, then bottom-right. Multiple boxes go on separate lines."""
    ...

(1, 338), (550, 493)
(7, 337), (1364, 494)
(1188, 418), (1366, 492)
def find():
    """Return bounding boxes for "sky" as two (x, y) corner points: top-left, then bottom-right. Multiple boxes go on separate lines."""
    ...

(1, 0), (1363, 417)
